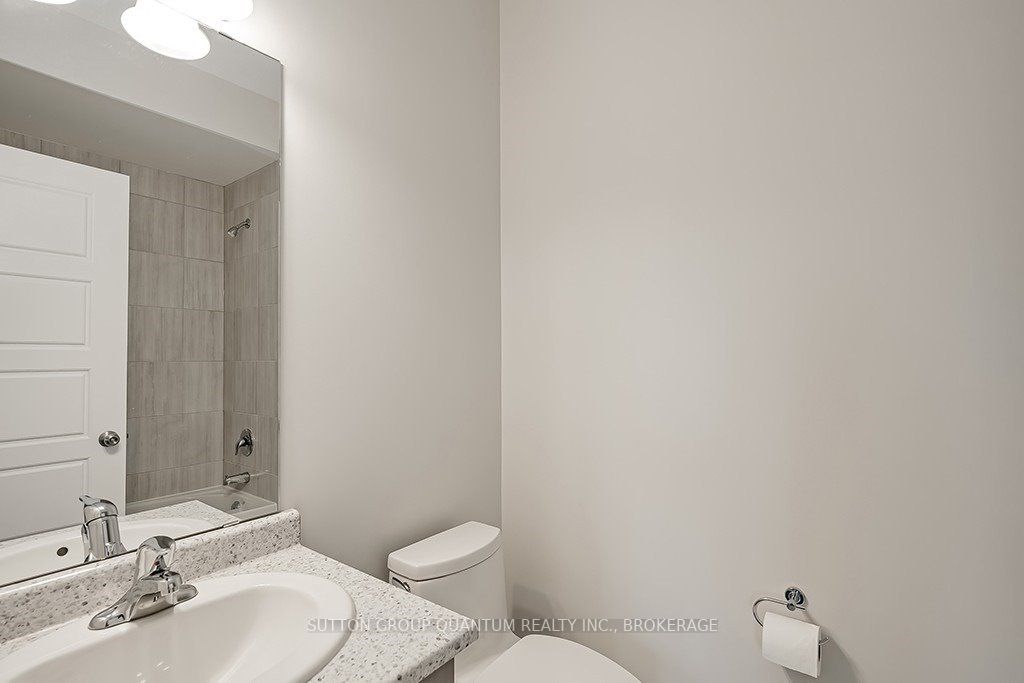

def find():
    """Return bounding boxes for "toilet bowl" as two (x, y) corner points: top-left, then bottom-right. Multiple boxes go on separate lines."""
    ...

(388, 522), (639, 683)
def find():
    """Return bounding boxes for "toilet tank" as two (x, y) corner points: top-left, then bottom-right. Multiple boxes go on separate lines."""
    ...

(387, 522), (508, 621)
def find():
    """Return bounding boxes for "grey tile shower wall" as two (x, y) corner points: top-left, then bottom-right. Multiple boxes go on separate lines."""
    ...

(0, 128), (227, 504)
(122, 162), (226, 502)
(223, 163), (280, 502)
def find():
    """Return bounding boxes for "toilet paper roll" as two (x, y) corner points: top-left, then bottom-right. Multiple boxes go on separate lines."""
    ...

(761, 611), (821, 678)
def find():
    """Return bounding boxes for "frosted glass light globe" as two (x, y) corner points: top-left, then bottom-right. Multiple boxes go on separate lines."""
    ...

(121, 0), (211, 61)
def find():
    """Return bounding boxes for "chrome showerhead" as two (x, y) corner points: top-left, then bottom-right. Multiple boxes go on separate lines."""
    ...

(226, 218), (251, 237)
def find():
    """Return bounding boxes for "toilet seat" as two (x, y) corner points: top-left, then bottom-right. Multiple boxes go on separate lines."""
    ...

(476, 635), (640, 683)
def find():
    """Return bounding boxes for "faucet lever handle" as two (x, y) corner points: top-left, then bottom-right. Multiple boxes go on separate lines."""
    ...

(79, 494), (121, 524)
(234, 428), (254, 458)
(135, 536), (176, 578)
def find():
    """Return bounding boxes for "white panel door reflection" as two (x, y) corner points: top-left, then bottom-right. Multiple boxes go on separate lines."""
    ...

(0, 144), (128, 541)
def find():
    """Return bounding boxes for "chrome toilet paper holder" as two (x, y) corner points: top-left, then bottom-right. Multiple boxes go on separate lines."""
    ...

(752, 586), (830, 646)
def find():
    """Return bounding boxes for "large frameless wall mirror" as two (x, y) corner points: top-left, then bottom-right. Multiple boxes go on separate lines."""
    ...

(0, 0), (281, 588)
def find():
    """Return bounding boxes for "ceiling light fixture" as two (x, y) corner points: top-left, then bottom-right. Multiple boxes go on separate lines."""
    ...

(29, 0), (79, 4)
(121, 0), (211, 61)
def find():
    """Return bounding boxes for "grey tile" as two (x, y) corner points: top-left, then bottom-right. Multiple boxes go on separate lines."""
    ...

(222, 461), (246, 481)
(127, 362), (144, 417)
(127, 363), (142, 417)
(237, 307), (259, 360)
(258, 305), (279, 361)
(129, 468), (168, 500)
(127, 306), (148, 361)
(182, 310), (223, 360)
(256, 416), (279, 475)
(224, 162), (279, 212)
(126, 474), (141, 503)
(128, 461), (223, 502)
(40, 140), (120, 173)
(257, 247), (278, 305)
(178, 412), (223, 467)
(121, 162), (185, 203)
(126, 417), (148, 475)
(163, 414), (196, 469)
(126, 413), (217, 473)
(256, 361), (277, 418)
(144, 468), (187, 500)
(257, 191), (280, 251)
(184, 207), (224, 262)
(0, 128), (43, 153)
(184, 178), (224, 212)
(224, 203), (258, 262)
(129, 252), (184, 308)
(239, 254), (258, 308)
(128, 362), (185, 417)
(129, 306), (183, 361)
(181, 362), (223, 413)
(224, 308), (259, 361)
(186, 460), (223, 491)
(223, 411), (256, 462)
(129, 195), (184, 256)
(224, 361), (255, 413)
(225, 254), (258, 310)
(129, 413), (164, 473)
(224, 310), (238, 361)
(221, 411), (236, 462)
(224, 260), (236, 311)
(261, 162), (280, 194)
(127, 415), (156, 474)
(222, 176), (253, 214)
(170, 413), (208, 468)
(184, 259), (224, 311)
(256, 473), (279, 502)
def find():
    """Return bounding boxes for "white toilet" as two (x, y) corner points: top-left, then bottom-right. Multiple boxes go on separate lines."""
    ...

(388, 522), (639, 683)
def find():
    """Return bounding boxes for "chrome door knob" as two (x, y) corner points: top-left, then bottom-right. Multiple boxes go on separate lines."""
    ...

(98, 431), (121, 447)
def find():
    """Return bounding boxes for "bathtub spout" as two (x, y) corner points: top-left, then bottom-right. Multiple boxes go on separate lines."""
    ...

(224, 472), (251, 486)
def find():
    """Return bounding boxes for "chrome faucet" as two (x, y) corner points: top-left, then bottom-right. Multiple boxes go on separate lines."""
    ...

(80, 495), (126, 562)
(89, 536), (198, 630)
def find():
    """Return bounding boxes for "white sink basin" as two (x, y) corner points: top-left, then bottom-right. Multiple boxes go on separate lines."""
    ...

(0, 517), (214, 585)
(0, 572), (356, 682)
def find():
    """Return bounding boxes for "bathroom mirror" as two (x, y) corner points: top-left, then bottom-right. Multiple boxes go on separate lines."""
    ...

(0, 0), (281, 588)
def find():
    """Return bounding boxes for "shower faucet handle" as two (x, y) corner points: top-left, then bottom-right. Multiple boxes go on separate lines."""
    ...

(234, 428), (254, 457)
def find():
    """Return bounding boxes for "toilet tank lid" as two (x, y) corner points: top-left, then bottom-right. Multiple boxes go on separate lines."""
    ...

(388, 522), (501, 581)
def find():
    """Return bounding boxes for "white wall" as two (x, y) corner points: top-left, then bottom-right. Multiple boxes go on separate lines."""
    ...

(501, 1), (1024, 682)
(231, 0), (500, 577)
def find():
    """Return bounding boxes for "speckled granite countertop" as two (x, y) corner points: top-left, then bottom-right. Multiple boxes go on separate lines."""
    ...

(0, 509), (476, 683)
(202, 545), (477, 682)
